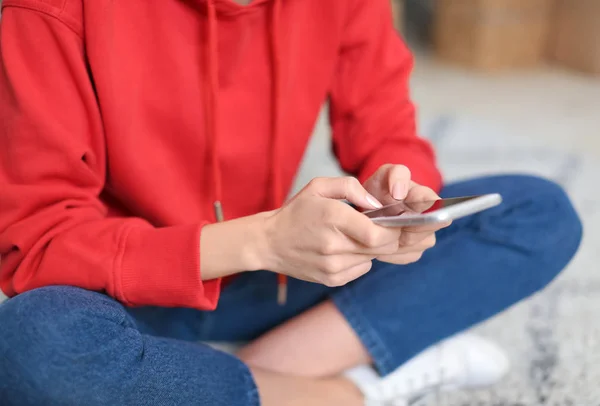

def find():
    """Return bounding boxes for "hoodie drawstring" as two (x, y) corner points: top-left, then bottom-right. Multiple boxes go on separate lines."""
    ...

(205, 0), (287, 303)
(269, 0), (288, 305)
(270, 0), (282, 210)
(205, 0), (224, 222)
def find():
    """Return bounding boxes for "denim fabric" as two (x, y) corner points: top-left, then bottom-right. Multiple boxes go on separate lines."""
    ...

(0, 175), (583, 405)
(332, 175), (583, 374)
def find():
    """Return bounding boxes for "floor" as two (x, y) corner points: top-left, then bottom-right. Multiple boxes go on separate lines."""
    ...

(295, 54), (600, 405)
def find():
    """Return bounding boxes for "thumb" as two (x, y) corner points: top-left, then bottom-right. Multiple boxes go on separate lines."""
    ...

(387, 165), (412, 200)
(306, 177), (383, 210)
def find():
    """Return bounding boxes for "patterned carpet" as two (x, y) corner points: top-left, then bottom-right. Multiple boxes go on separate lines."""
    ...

(419, 118), (598, 406)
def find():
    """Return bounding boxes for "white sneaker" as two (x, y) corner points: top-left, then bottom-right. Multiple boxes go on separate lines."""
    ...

(345, 333), (510, 406)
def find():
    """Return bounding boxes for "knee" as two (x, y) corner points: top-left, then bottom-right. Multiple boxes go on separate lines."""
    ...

(0, 286), (128, 344)
(505, 175), (582, 248)
(450, 174), (582, 287)
(487, 175), (582, 286)
(0, 286), (135, 404)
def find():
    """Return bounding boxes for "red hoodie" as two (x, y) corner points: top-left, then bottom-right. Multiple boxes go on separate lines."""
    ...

(0, 0), (441, 310)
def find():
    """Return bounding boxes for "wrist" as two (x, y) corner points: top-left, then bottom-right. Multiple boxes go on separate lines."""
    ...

(199, 212), (274, 280)
(244, 211), (275, 272)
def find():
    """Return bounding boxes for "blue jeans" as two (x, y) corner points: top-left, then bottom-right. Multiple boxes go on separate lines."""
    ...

(0, 175), (583, 406)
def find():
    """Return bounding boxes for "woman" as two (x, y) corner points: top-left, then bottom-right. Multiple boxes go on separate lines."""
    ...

(0, 0), (582, 405)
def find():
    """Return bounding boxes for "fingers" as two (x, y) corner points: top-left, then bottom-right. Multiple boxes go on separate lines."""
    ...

(321, 200), (400, 249)
(306, 177), (382, 210)
(321, 198), (448, 256)
(321, 228), (399, 256)
(377, 233), (437, 265)
(320, 261), (373, 287)
(377, 251), (424, 265)
(387, 165), (412, 200)
(317, 253), (375, 275)
(341, 219), (403, 254)
(325, 201), (439, 254)
(404, 183), (440, 204)
(397, 232), (436, 251)
(302, 176), (448, 257)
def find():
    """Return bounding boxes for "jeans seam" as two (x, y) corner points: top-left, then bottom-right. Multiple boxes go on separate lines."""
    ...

(332, 286), (396, 375)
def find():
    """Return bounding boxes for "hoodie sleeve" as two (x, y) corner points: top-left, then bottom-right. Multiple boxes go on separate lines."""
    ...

(0, 5), (221, 309)
(329, 0), (442, 192)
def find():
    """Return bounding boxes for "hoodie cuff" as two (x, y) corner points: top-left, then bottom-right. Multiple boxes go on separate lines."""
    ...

(115, 223), (221, 310)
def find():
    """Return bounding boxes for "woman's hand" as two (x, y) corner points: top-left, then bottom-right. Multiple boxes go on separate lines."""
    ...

(362, 164), (451, 265)
(260, 177), (405, 287)
(200, 170), (449, 284)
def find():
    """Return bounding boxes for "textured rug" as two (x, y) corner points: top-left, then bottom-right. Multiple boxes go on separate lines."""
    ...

(416, 117), (598, 406)
(298, 111), (599, 406)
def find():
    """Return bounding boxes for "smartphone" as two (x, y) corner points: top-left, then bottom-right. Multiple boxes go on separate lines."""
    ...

(363, 194), (502, 227)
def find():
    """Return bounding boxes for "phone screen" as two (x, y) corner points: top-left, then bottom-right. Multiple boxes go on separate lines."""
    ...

(364, 196), (479, 219)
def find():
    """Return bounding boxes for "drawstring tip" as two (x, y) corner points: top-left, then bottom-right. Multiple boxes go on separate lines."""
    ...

(277, 283), (287, 306)
(213, 201), (224, 223)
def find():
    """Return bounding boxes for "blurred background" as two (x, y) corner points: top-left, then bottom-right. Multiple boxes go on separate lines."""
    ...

(0, 0), (598, 404)
(294, 0), (599, 404)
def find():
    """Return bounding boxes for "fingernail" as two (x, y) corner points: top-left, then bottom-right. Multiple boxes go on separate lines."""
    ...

(365, 194), (383, 209)
(392, 182), (407, 200)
